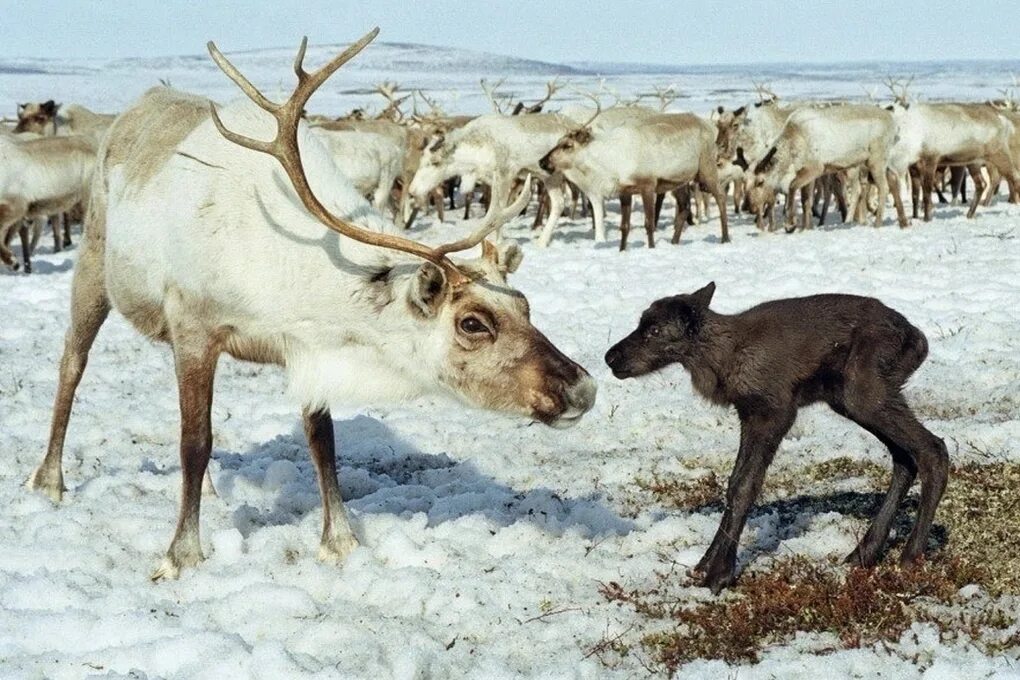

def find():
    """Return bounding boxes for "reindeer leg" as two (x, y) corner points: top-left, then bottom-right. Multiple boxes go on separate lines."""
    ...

(151, 333), (219, 581)
(672, 188), (689, 245)
(642, 189), (656, 248)
(966, 164), (984, 219)
(51, 215), (62, 252)
(591, 196), (606, 243)
(18, 222), (32, 273)
(887, 169), (909, 228)
(619, 193), (632, 251)
(30, 224), (110, 501)
(696, 406), (796, 593)
(531, 185), (547, 231)
(0, 198), (29, 270)
(304, 407), (359, 563)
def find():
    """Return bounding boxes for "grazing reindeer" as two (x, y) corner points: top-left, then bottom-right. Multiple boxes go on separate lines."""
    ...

(605, 283), (947, 593)
(752, 105), (907, 230)
(311, 127), (405, 213)
(540, 112), (730, 249)
(0, 133), (97, 272)
(408, 111), (573, 242)
(31, 30), (596, 580)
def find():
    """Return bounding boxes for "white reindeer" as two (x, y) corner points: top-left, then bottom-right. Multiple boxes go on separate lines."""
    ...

(407, 112), (573, 243)
(311, 127), (404, 213)
(887, 102), (1019, 220)
(539, 113), (730, 249)
(0, 133), (97, 272)
(751, 105), (907, 230)
(30, 31), (596, 580)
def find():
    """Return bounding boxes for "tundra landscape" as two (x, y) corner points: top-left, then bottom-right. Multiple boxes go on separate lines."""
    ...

(1, 26), (1019, 680)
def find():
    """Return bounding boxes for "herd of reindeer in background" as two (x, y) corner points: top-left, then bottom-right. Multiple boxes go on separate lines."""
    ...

(3, 63), (1020, 273)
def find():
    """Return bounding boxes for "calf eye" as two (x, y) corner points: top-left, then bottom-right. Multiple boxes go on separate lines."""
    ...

(459, 316), (488, 334)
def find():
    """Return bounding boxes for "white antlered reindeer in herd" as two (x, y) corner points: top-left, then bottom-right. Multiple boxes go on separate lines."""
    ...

(29, 29), (596, 579)
(0, 133), (98, 272)
(540, 107), (730, 249)
(408, 110), (574, 240)
(750, 104), (909, 230)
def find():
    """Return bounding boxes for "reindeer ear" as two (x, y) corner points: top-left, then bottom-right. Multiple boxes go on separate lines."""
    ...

(17, 103), (26, 113)
(42, 100), (58, 115)
(408, 262), (447, 317)
(734, 105), (746, 117)
(481, 239), (498, 264)
(498, 243), (523, 274)
(691, 282), (716, 308)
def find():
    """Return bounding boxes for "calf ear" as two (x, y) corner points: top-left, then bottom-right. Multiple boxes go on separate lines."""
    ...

(408, 262), (448, 317)
(691, 281), (716, 308)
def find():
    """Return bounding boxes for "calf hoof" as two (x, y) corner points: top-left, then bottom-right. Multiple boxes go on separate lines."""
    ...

(700, 563), (737, 594)
(151, 548), (204, 581)
(844, 545), (879, 568)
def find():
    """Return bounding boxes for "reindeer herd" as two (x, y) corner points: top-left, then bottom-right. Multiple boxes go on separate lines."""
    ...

(5, 57), (1020, 274)
(2, 29), (1004, 592)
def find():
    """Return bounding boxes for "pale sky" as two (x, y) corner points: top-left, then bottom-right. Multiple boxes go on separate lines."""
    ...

(1, 0), (1017, 65)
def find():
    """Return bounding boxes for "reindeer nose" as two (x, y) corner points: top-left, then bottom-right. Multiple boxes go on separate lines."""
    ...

(605, 346), (622, 369)
(539, 154), (553, 173)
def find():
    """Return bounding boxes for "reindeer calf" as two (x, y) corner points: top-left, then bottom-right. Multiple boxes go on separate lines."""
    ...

(606, 283), (947, 593)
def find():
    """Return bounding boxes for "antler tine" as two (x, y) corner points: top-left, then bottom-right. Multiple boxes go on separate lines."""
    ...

(208, 42), (279, 113)
(208, 28), (493, 288)
(433, 175), (533, 258)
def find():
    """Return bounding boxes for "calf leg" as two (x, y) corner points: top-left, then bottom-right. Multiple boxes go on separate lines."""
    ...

(696, 406), (796, 593)
(304, 408), (359, 563)
(31, 234), (110, 501)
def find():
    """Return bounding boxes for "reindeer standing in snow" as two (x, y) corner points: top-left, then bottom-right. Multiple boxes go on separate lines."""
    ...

(30, 30), (596, 580)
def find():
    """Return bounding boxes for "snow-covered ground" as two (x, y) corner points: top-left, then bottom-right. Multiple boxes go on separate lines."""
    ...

(1, 42), (1019, 679)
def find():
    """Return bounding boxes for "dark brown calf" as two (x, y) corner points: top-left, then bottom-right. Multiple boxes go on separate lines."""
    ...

(606, 283), (948, 593)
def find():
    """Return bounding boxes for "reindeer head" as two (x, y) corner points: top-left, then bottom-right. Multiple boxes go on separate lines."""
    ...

(605, 283), (716, 379)
(14, 100), (60, 134)
(539, 93), (601, 173)
(407, 129), (455, 206)
(206, 30), (596, 427)
(402, 241), (596, 426)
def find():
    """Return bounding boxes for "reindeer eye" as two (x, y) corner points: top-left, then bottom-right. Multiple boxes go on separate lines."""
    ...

(459, 316), (488, 335)
(647, 325), (661, 338)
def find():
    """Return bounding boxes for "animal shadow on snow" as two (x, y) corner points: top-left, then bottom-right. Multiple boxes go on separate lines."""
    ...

(689, 490), (948, 565)
(213, 414), (634, 541)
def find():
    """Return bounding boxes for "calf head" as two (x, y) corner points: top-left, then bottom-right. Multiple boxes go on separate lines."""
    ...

(605, 282), (716, 379)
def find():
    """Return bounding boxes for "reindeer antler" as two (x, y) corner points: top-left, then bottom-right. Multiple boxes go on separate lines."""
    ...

(480, 77), (509, 114)
(653, 84), (679, 111)
(375, 81), (410, 121)
(569, 88), (603, 128)
(208, 29), (529, 288)
(752, 81), (777, 104)
(882, 76), (914, 106)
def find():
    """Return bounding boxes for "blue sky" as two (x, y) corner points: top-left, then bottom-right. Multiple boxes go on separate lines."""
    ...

(1, 0), (1017, 64)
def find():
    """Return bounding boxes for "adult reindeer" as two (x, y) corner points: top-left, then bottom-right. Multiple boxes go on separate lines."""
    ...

(31, 29), (596, 580)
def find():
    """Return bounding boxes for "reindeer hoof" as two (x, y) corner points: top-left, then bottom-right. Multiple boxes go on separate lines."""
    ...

(317, 534), (359, 565)
(26, 466), (65, 503)
(151, 549), (204, 581)
(150, 557), (182, 581)
(700, 565), (737, 594)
